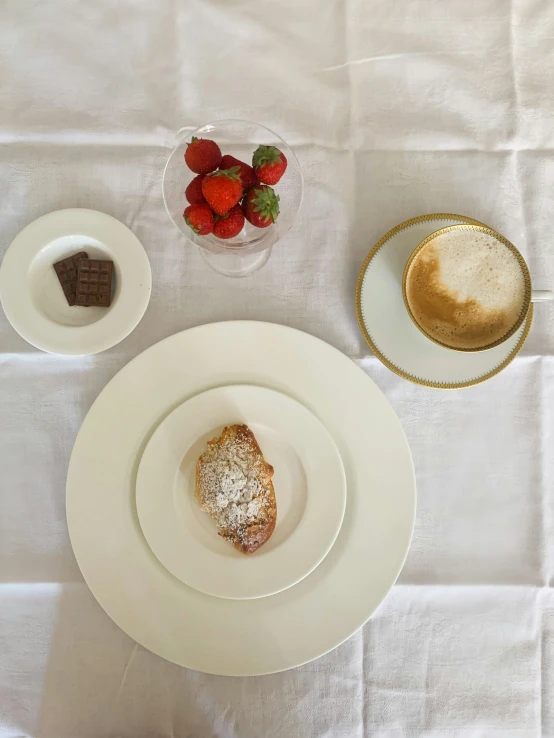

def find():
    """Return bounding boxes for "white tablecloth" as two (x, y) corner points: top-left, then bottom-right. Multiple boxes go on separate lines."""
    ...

(1, 1), (554, 736)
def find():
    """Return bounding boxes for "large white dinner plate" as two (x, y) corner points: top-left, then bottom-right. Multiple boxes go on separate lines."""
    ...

(0, 209), (151, 355)
(136, 385), (347, 600)
(66, 322), (416, 675)
(356, 213), (533, 389)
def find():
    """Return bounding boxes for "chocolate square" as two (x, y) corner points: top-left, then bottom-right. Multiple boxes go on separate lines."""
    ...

(53, 251), (89, 306)
(75, 259), (114, 308)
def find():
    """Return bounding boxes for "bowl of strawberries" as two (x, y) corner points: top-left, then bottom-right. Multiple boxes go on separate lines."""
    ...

(163, 119), (303, 277)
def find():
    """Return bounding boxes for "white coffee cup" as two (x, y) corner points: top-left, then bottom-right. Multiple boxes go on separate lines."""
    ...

(402, 224), (552, 352)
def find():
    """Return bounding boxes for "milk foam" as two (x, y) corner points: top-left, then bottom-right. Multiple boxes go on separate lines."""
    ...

(406, 230), (527, 350)
(428, 231), (524, 312)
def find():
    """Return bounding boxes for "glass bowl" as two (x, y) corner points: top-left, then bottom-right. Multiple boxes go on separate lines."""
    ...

(163, 119), (303, 277)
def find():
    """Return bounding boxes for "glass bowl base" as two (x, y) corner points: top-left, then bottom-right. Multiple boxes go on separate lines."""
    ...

(199, 245), (272, 277)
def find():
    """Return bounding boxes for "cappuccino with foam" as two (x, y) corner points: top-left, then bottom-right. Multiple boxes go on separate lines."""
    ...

(405, 229), (528, 350)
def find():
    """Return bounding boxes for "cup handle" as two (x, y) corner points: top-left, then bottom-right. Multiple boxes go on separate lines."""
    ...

(531, 290), (553, 302)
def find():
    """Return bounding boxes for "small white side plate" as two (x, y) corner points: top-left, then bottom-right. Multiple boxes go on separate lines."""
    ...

(136, 385), (347, 600)
(0, 209), (152, 355)
(356, 214), (533, 389)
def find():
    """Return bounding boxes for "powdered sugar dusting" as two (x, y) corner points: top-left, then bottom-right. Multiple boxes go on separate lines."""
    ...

(197, 426), (272, 538)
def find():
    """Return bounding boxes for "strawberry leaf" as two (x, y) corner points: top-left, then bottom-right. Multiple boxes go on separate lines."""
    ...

(253, 145), (282, 168)
(250, 186), (280, 222)
(210, 166), (241, 181)
(184, 215), (200, 234)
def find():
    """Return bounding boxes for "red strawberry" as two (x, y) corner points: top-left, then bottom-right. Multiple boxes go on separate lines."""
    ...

(213, 205), (245, 239)
(242, 185), (280, 228)
(184, 203), (214, 236)
(220, 154), (258, 191)
(184, 137), (222, 175)
(185, 174), (206, 205)
(252, 145), (287, 185)
(201, 167), (243, 216)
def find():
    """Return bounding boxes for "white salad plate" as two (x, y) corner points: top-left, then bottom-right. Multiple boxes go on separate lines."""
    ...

(356, 213), (534, 389)
(66, 321), (415, 675)
(0, 209), (151, 355)
(136, 385), (347, 600)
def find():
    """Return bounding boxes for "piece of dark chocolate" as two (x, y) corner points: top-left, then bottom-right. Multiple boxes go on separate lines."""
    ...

(53, 251), (89, 306)
(75, 259), (114, 308)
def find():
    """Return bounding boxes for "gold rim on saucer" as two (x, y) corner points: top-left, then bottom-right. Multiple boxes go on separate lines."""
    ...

(355, 214), (534, 390)
(402, 224), (533, 353)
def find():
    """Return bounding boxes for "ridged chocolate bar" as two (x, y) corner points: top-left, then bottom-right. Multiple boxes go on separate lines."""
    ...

(76, 259), (114, 307)
(53, 251), (89, 306)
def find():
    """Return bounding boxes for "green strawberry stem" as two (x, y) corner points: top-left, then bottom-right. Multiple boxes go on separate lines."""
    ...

(213, 212), (230, 222)
(253, 145), (282, 168)
(184, 215), (200, 234)
(251, 186), (280, 221)
(210, 166), (241, 181)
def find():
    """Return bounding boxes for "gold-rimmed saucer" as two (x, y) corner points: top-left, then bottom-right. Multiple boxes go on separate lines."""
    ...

(355, 214), (533, 389)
